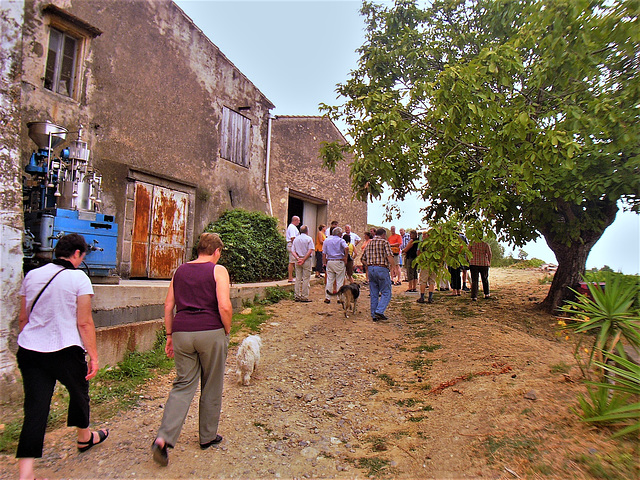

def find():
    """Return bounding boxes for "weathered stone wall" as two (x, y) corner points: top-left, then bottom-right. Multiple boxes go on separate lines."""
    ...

(0, 0), (26, 400)
(19, 0), (274, 276)
(269, 116), (368, 241)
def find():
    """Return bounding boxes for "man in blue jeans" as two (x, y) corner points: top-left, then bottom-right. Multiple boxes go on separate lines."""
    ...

(361, 228), (395, 321)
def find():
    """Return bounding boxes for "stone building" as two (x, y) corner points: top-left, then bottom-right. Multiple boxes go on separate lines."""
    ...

(0, 0), (366, 392)
(269, 116), (367, 241)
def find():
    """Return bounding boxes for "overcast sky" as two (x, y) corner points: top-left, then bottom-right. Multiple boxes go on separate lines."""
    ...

(175, 0), (639, 274)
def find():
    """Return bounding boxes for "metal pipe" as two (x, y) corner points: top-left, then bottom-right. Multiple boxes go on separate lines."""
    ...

(264, 114), (275, 216)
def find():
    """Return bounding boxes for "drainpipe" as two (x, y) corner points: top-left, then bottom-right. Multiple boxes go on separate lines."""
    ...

(265, 114), (275, 216)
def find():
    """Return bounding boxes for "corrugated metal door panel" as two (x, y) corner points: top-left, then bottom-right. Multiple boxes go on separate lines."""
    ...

(131, 182), (152, 277)
(148, 186), (187, 279)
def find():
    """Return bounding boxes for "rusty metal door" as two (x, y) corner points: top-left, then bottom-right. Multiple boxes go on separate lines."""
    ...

(131, 182), (187, 278)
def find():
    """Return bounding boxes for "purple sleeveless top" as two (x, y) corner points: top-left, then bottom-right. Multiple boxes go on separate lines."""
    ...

(172, 262), (224, 332)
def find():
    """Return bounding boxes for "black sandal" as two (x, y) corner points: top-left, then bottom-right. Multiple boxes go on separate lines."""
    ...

(77, 429), (109, 453)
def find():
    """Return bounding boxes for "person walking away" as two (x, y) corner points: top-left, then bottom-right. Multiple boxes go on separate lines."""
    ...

(402, 230), (419, 292)
(361, 228), (395, 321)
(387, 226), (403, 285)
(469, 239), (493, 301)
(292, 225), (315, 302)
(16, 233), (109, 480)
(322, 227), (348, 304)
(314, 224), (326, 278)
(286, 216), (300, 282)
(152, 232), (232, 466)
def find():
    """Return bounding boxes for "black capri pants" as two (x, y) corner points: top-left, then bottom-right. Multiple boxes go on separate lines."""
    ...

(16, 346), (90, 458)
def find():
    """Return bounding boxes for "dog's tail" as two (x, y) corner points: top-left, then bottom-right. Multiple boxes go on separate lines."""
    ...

(326, 290), (340, 296)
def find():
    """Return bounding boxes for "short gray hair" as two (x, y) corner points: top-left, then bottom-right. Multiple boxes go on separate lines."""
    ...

(332, 227), (343, 236)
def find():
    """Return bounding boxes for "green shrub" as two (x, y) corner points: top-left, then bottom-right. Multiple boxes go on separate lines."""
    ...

(204, 209), (288, 283)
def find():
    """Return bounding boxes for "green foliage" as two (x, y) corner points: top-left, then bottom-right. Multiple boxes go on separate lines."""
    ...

(230, 304), (270, 337)
(509, 258), (546, 269)
(205, 209), (288, 283)
(574, 384), (630, 428)
(261, 286), (295, 304)
(322, 0), (639, 310)
(559, 272), (640, 366)
(583, 353), (640, 438)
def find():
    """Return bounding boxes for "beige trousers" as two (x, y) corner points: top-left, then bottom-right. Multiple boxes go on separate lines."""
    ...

(157, 328), (228, 446)
(295, 257), (313, 300)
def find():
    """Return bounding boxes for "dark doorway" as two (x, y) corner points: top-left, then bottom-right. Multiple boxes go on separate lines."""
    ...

(287, 196), (304, 224)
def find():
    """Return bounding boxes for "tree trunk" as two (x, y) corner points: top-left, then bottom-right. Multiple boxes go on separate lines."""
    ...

(541, 241), (592, 312)
(539, 200), (619, 312)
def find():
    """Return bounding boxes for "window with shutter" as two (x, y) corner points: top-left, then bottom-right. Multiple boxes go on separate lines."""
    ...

(220, 107), (251, 167)
(44, 27), (79, 98)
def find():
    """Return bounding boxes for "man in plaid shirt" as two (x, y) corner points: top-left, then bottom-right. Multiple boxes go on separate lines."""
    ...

(468, 240), (492, 301)
(361, 228), (396, 321)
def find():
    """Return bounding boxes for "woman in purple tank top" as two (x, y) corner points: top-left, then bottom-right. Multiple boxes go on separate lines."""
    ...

(152, 233), (232, 466)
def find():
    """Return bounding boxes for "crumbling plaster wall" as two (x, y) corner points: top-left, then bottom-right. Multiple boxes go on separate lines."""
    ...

(0, 0), (26, 400)
(269, 116), (367, 239)
(19, 0), (274, 276)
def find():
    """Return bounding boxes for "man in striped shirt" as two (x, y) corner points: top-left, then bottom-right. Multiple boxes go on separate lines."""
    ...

(361, 228), (395, 321)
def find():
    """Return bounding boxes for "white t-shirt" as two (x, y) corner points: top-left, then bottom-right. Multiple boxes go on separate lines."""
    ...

(286, 223), (300, 244)
(18, 263), (94, 353)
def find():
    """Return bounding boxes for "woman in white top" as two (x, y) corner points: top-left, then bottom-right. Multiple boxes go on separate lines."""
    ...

(16, 233), (109, 480)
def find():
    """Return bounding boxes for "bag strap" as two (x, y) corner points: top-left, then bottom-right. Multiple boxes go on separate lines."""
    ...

(29, 267), (65, 315)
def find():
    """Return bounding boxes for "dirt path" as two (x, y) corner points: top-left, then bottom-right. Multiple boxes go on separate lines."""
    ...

(1, 268), (634, 479)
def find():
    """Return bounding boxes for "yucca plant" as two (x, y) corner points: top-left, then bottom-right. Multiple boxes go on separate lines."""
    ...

(580, 352), (640, 438)
(558, 272), (640, 372)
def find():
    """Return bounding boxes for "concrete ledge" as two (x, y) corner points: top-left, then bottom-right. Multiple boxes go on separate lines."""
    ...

(96, 319), (163, 368)
(93, 279), (295, 365)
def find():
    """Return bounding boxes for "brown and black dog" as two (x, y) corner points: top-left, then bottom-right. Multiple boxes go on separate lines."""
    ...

(327, 283), (360, 318)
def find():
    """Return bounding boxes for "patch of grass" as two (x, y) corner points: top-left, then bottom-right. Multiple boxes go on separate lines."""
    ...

(481, 434), (541, 464)
(414, 327), (440, 338)
(230, 304), (271, 337)
(573, 450), (639, 479)
(356, 456), (391, 477)
(408, 415), (426, 422)
(422, 405), (434, 412)
(538, 274), (554, 284)
(396, 398), (421, 407)
(549, 362), (571, 374)
(367, 388), (379, 396)
(451, 306), (477, 318)
(419, 383), (432, 390)
(365, 436), (388, 451)
(0, 421), (22, 453)
(377, 373), (395, 386)
(407, 357), (434, 372)
(253, 421), (273, 434)
(260, 286), (294, 304)
(413, 343), (442, 353)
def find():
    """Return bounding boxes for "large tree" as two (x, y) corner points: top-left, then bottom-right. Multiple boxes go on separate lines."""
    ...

(323, 0), (639, 311)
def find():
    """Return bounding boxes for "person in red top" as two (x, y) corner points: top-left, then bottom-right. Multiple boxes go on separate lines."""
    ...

(387, 226), (403, 285)
(468, 240), (493, 301)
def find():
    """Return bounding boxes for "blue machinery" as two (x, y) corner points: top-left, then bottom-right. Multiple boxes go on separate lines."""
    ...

(23, 121), (118, 277)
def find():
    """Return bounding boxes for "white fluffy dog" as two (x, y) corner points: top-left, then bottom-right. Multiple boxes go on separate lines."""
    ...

(236, 335), (262, 386)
